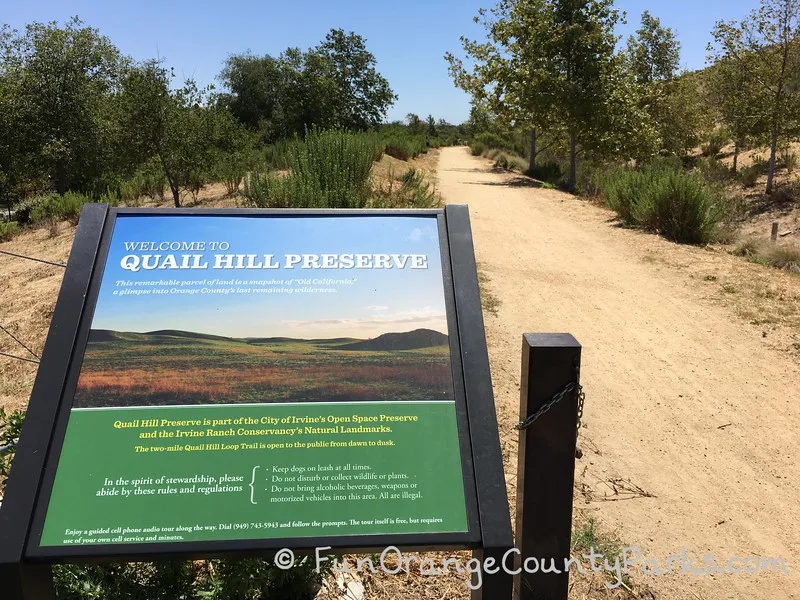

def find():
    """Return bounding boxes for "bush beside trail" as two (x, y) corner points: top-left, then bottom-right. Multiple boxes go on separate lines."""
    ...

(601, 164), (724, 244)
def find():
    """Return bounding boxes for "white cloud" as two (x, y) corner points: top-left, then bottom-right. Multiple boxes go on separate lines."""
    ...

(407, 224), (437, 243)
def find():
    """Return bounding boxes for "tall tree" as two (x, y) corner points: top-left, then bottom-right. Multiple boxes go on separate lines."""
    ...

(626, 11), (681, 87)
(313, 29), (396, 130)
(119, 61), (239, 207)
(4, 18), (123, 194)
(446, 0), (637, 191)
(707, 54), (769, 172)
(426, 114), (437, 136)
(406, 113), (424, 135)
(218, 30), (395, 141)
(622, 11), (700, 159)
(711, 0), (800, 194)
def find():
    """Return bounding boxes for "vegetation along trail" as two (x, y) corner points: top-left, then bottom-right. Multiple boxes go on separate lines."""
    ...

(437, 146), (800, 600)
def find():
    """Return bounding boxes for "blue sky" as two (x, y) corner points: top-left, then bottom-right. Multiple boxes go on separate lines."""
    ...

(89, 215), (449, 339)
(5, 0), (758, 124)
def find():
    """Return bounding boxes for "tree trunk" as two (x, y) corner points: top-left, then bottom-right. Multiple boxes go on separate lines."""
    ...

(766, 120), (779, 195)
(732, 141), (739, 174)
(158, 151), (181, 207)
(568, 132), (577, 194)
(55, 158), (68, 195)
(528, 128), (537, 175)
(170, 181), (180, 207)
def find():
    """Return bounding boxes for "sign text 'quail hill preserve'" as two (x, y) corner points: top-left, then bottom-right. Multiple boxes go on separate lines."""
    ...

(37, 214), (471, 548)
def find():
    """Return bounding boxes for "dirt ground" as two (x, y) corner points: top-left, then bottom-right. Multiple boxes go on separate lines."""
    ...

(437, 147), (799, 600)
(718, 141), (800, 244)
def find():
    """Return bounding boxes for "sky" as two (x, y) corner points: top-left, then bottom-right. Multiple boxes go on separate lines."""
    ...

(4, 0), (760, 124)
(89, 215), (449, 339)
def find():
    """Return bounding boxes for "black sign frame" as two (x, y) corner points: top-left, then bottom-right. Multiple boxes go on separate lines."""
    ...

(0, 204), (512, 598)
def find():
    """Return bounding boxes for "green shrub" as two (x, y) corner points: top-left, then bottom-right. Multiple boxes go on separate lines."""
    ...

(602, 165), (723, 243)
(122, 159), (166, 204)
(0, 407), (24, 496)
(780, 148), (798, 174)
(30, 192), (90, 225)
(264, 138), (299, 170)
(529, 161), (561, 183)
(632, 170), (722, 243)
(771, 181), (799, 204)
(52, 556), (328, 600)
(383, 135), (427, 161)
(245, 128), (374, 209)
(12, 195), (47, 224)
(601, 168), (643, 224)
(0, 220), (20, 242)
(373, 167), (439, 208)
(213, 152), (255, 196)
(473, 132), (508, 151)
(697, 156), (734, 185)
(243, 170), (291, 208)
(385, 140), (412, 161)
(470, 141), (486, 156)
(573, 160), (607, 196)
(701, 128), (730, 157)
(97, 189), (121, 207)
(739, 164), (761, 188)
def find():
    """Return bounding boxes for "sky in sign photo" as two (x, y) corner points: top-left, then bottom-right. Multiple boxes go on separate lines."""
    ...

(90, 215), (450, 340)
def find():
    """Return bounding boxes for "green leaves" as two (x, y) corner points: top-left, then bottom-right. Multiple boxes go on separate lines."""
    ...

(219, 30), (395, 143)
(710, 0), (800, 193)
(0, 17), (123, 196)
(447, 0), (641, 191)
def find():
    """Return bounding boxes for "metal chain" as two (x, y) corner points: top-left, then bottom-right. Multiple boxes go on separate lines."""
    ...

(515, 381), (584, 432)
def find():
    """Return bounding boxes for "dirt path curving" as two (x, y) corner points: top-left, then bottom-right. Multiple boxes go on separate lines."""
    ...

(437, 147), (800, 600)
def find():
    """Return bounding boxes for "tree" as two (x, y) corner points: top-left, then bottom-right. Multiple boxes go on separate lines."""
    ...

(3, 18), (123, 194)
(711, 0), (800, 193)
(406, 113), (424, 135)
(626, 11), (681, 87)
(624, 11), (695, 158)
(0, 28), (30, 209)
(119, 61), (242, 207)
(313, 29), (396, 130)
(218, 30), (395, 140)
(707, 54), (770, 172)
(217, 53), (288, 133)
(426, 114), (437, 136)
(446, 0), (636, 191)
(650, 73), (711, 157)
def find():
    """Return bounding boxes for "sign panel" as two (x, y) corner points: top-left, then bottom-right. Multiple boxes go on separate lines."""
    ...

(35, 214), (470, 548)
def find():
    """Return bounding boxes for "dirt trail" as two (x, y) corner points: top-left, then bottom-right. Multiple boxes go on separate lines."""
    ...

(437, 147), (800, 600)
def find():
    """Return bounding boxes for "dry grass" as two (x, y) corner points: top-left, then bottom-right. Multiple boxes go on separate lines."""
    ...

(75, 361), (453, 406)
(0, 222), (74, 412)
(370, 149), (440, 195)
(477, 266), (501, 316)
(734, 237), (800, 273)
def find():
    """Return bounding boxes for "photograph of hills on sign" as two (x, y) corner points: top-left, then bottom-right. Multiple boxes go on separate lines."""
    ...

(73, 214), (455, 408)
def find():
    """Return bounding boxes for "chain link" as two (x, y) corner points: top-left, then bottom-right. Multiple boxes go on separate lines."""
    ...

(515, 381), (584, 432)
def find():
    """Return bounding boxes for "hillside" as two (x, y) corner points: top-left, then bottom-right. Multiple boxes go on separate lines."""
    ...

(85, 328), (444, 350)
(337, 328), (448, 351)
